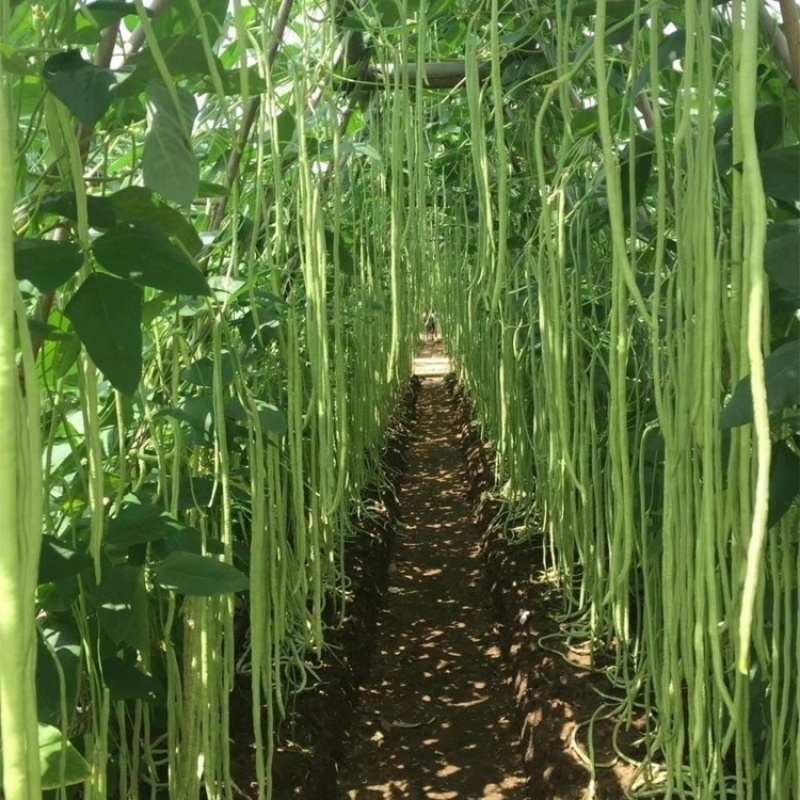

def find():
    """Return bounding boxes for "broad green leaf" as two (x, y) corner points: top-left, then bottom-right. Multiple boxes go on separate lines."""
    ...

(158, 527), (225, 556)
(93, 222), (209, 295)
(89, 564), (150, 652)
(152, 0), (228, 41)
(197, 180), (229, 198)
(26, 319), (72, 341)
(38, 311), (80, 386)
(753, 104), (785, 153)
(767, 440), (800, 528)
(571, 1), (638, 19)
(38, 536), (92, 584)
(620, 133), (655, 218)
(102, 657), (163, 703)
(123, 36), (223, 94)
(82, 1), (145, 29)
(142, 81), (199, 208)
(156, 396), (215, 445)
(764, 221), (800, 303)
(224, 399), (288, 436)
(37, 621), (81, 726)
(43, 50), (116, 127)
(352, 141), (383, 163)
(107, 495), (188, 546)
(236, 306), (281, 349)
(153, 551), (249, 595)
(181, 353), (235, 387)
(572, 97), (623, 137)
(721, 339), (800, 428)
(14, 239), (82, 293)
(38, 724), (92, 789)
(717, 104), (786, 176)
(109, 186), (203, 255)
(274, 109), (296, 146)
(64, 272), (143, 395)
(757, 146), (800, 204)
(176, 474), (216, 510)
(40, 191), (117, 230)
(324, 229), (355, 275)
(631, 30), (686, 96)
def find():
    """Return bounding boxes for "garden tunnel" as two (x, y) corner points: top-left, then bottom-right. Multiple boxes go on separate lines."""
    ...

(1, 0), (799, 799)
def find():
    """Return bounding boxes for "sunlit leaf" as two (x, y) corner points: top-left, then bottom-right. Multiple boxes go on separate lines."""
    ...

(93, 222), (209, 295)
(109, 186), (203, 255)
(43, 50), (117, 127)
(38, 724), (92, 789)
(142, 80), (199, 207)
(153, 551), (249, 595)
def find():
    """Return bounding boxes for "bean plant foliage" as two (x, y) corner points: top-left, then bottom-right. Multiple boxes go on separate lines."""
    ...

(0, 0), (799, 799)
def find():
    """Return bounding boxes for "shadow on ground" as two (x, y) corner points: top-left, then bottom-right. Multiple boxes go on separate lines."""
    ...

(338, 345), (527, 799)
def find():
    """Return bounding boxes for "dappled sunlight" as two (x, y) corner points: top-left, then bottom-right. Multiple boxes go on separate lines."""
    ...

(413, 339), (452, 379)
(341, 378), (527, 799)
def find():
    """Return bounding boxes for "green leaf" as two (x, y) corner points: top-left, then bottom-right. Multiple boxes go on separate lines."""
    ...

(126, 35), (221, 87)
(156, 396), (215, 445)
(26, 319), (72, 341)
(43, 50), (116, 127)
(324, 229), (355, 275)
(274, 109), (296, 146)
(631, 30), (686, 96)
(64, 272), (143, 395)
(142, 81), (199, 207)
(181, 353), (235, 387)
(176, 474), (216, 510)
(159, 527), (225, 556)
(717, 104), (786, 176)
(82, 1), (145, 29)
(197, 180), (229, 198)
(721, 339), (800, 428)
(572, 97), (623, 137)
(38, 536), (92, 584)
(753, 104), (785, 154)
(224, 398), (288, 436)
(767, 440), (800, 528)
(93, 222), (209, 295)
(153, 551), (249, 595)
(40, 191), (117, 230)
(764, 221), (800, 304)
(37, 621), (81, 726)
(89, 564), (150, 652)
(14, 239), (82, 293)
(109, 186), (203, 255)
(758, 145), (800, 204)
(102, 657), (163, 703)
(236, 306), (281, 350)
(150, 0), (227, 39)
(620, 133), (655, 211)
(38, 724), (92, 790)
(107, 495), (188, 546)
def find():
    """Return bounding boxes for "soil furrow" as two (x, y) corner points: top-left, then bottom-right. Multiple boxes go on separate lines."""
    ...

(338, 369), (528, 799)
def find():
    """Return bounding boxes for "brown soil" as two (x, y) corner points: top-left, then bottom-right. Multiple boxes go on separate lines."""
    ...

(229, 340), (645, 800)
(337, 351), (528, 799)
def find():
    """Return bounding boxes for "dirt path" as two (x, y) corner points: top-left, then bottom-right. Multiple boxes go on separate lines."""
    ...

(338, 347), (528, 799)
